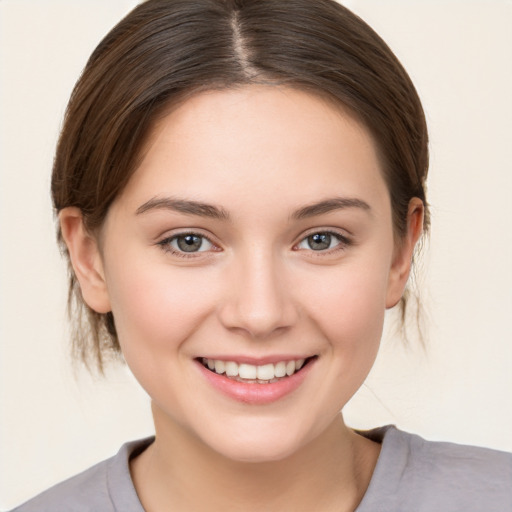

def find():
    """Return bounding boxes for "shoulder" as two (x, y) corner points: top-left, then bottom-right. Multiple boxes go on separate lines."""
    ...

(396, 427), (511, 495)
(401, 427), (511, 474)
(358, 426), (512, 512)
(10, 438), (153, 512)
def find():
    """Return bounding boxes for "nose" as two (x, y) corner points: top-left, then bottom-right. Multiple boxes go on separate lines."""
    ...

(218, 249), (299, 339)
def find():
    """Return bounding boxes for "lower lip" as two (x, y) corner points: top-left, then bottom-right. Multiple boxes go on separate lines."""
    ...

(196, 359), (315, 405)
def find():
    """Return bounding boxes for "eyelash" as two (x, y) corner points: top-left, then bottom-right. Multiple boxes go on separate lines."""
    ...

(157, 232), (218, 259)
(294, 230), (352, 256)
(156, 229), (352, 259)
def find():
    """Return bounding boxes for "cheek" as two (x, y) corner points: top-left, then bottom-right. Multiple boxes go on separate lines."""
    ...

(104, 258), (218, 359)
(299, 257), (389, 355)
(284, 259), (390, 421)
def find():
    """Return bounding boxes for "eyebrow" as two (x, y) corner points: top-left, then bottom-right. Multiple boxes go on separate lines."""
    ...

(135, 197), (230, 220)
(135, 195), (371, 221)
(291, 197), (371, 220)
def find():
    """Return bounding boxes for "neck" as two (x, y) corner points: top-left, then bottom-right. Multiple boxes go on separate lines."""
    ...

(131, 406), (380, 512)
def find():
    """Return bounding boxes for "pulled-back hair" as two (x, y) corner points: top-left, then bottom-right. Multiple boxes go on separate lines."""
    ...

(52, 0), (429, 372)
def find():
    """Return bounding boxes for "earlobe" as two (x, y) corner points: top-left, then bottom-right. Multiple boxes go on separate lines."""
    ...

(386, 198), (424, 309)
(59, 207), (111, 314)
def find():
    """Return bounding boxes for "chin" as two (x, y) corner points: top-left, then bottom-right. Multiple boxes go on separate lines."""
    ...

(216, 438), (301, 464)
(199, 419), (317, 464)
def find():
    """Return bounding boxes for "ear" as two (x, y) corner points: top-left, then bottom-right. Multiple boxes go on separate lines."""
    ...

(59, 207), (111, 314)
(386, 198), (424, 309)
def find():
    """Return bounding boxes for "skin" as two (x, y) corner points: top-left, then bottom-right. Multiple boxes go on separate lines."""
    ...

(61, 86), (423, 511)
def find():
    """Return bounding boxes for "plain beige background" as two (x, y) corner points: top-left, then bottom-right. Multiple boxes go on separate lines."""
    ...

(1, 0), (511, 508)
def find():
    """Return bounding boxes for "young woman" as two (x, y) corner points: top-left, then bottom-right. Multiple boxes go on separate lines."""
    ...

(10, 1), (511, 510)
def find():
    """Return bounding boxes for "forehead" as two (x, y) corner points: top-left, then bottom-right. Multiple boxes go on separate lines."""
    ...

(116, 86), (389, 215)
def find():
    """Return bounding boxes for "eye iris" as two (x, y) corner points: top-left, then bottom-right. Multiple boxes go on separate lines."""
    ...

(177, 235), (202, 252)
(308, 233), (331, 250)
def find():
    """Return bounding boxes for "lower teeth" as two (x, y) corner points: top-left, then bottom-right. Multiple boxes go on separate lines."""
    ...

(227, 375), (281, 384)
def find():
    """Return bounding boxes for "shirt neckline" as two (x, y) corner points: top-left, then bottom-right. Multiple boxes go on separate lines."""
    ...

(108, 426), (403, 512)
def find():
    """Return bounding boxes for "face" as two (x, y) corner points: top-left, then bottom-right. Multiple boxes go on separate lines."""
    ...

(80, 86), (415, 462)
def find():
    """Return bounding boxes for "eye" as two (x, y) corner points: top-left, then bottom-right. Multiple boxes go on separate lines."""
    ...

(159, 233), (214, 254)
(296, 231), (348, 252)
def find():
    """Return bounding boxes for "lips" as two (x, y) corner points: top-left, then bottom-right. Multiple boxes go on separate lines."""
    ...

(196, 356), (316, 404)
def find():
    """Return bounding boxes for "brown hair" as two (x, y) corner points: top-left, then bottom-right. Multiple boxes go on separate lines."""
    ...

(52, 0), (429, 371)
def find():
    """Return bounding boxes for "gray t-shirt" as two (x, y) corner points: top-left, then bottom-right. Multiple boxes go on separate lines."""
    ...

(11, 426), (512, 511)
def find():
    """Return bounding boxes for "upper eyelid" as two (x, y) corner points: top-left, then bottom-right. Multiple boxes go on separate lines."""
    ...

(293, 229), (352, 252)
(157, 228), (218, 244)
(296, 228), (351, 243)
(156, 231), (220, 253)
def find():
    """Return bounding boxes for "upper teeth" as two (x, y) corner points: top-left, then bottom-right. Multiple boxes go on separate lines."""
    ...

(203, 358), (306, 381)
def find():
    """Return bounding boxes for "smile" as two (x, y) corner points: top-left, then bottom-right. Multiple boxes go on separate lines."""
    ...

(196, 356), (317, 404)
(200, 357), (312, 383)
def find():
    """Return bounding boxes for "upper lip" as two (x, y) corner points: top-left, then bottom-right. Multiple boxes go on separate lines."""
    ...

(196, 355), (316, 365)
